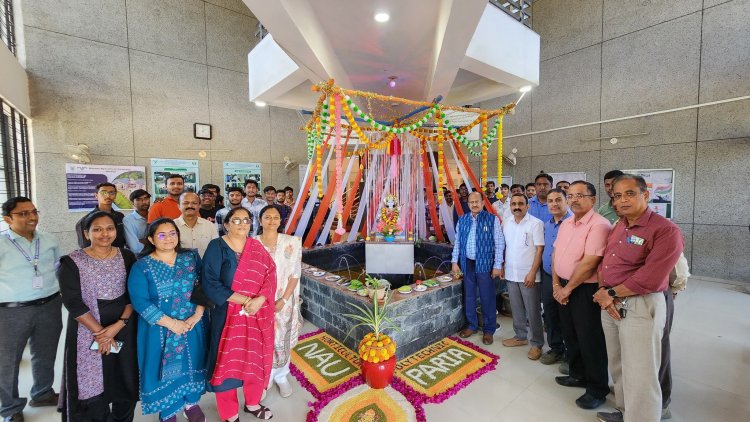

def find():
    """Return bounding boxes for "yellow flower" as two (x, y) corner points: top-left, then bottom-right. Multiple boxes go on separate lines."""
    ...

(369, 350), (376, 357)
(372, 357), (380, 363)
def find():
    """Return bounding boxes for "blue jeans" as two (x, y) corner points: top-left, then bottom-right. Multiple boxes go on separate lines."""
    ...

(462, 259), (497, 334)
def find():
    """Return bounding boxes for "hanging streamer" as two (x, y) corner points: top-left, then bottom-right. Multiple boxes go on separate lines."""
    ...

(334, 94), (346, 235)
(437, 109), (444, 203)
(496, 116), (504, 199)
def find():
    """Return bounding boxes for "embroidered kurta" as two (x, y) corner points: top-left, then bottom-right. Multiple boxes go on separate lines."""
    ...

(256, 234), (303, 368)
(201, 237), (277, 392)
(127, 252), (207, 417)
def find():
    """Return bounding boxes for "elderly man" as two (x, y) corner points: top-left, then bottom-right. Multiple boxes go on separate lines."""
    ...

(123, 189), (151, 253)
(75, 182), (127, 248)
(597, 170), (624, 224)
(594, 175), (683, 422)
(174, 192), (218, 256)
(539, 188), (572, 366)
(501, 193), (545, 360)
(551, 181), (611, 410)
(451, 192), (505, 345)
(1, 197), (63, 422)
(148, 173), (184, 222)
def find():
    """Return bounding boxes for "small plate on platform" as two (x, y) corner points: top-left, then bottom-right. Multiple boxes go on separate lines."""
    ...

(357, 288), (368, 296)
(325, 275), (341, 282)
(414, 285), (427, 292)
(347, 285), (360, 292)
(312, 271), (326, 277)
(397, 286), (413, 294)
(423, 279), (439, 288)
(436, 275), (453, 283)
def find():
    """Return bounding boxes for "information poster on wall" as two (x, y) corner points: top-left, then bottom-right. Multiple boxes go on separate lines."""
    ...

(150, 158), (199, 199)
(622, 168), (675, 219)
(66, 164), (146, 211)
(223, 162), (262, 193)
(549, 172), (586, 184)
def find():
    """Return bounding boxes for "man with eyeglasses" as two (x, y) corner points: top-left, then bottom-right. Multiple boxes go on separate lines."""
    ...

(528, 173), (553, 223)
(538, 188), (572, 368)
(551, 181), (611, 410)
(148, 174), (185, 222)
(175, 192), (218, 257)
(1, 197), (63, 422)
(198, 186), (220, 223)
(216, 187), (245, 236)
(594, 175), (683, 422)
(75, 182), (127, 248)
(500, 193), (545, 360)
(597, 170), (624, 224)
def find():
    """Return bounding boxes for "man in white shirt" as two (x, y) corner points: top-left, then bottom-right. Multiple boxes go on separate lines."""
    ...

(174, 192), (218, 256)
(241, 179), (267, 236)
(492, 184), (512, 221)
(500, 193), (545, 360)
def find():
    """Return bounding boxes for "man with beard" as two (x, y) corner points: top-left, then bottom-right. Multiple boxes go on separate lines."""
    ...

(529, 173), (553, 223)
(525, 183), (536, 199)
(174, 192), (218, 257)
(148, 174), (184, 222)
(123, 189), (151, 253)
(485, 180), (498, 204)
(597, 170), (624, 224)
(452, 183), (471, 225)
(216, 187), (245, 236)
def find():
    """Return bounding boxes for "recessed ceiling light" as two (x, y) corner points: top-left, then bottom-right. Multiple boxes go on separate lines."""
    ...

(519, 85), (532, 93)
(374, 12), (390, 23)
(254, 100), (267, 107)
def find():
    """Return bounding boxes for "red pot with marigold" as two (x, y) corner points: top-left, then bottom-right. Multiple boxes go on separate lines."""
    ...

(344, 281), (401, 389)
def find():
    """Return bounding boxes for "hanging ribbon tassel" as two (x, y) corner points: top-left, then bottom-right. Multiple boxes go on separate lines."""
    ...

(496, 116), (504, 199)
(334, 94), (346, 235)
(481, 115), (488, 188)
(437, 109), (444, 204)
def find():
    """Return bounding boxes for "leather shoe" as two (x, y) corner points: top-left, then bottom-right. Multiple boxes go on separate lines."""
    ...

(3, 413), (23, 422)
(29, 392), (58, 408)
(501, 338), (528, 347)
(458, 328), (476, 338)
(482, 334), (493, 345)
(555, 376), (587, 388)
(576, 393), (606, 409)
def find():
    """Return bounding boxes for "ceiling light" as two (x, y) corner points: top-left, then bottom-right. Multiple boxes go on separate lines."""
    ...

(388, 76), (397, 88)
(374, 12), (390, 23)
(254, 100), (267, 107)
(519, 85), (532, 93)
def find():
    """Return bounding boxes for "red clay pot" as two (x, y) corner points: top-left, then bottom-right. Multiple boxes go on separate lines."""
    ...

(361, 356), (396, 389)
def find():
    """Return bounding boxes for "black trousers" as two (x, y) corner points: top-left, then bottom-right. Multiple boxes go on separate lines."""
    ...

(659, 290), (674, 409)
(78, 399), (136, 422)
(541, 271), (565, 354)
(558, 280), (609, 399)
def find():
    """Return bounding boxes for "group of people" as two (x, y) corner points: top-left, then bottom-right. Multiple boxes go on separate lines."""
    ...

(450, 171), (687, 422)
(1, 174), (302, 422)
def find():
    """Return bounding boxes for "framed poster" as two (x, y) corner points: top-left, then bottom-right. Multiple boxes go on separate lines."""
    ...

(66, 164), (146, 211)
(223, 162), (262, 192)
(622, 168), (675, 219)
(150, 159), (199, 199)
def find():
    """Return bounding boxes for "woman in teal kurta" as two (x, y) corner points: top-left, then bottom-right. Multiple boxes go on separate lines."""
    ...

(127, 218), (208, 422)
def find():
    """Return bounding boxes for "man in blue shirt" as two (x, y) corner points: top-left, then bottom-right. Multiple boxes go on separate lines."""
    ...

(529, 173), (553, 223)
(540, 188), (572, 366)
(123, 189), (151, 254)
(451, 192), (505, 345)
(0, 197), (63, 422)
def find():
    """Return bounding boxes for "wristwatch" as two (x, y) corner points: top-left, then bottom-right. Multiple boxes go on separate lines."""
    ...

(119, 318), (130, 325)
(607, 288), (617, 298)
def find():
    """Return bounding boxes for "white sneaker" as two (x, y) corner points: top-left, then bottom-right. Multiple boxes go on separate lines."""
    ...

(277, 377), (293, 398)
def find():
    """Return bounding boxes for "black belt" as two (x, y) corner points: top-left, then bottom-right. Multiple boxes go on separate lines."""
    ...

(0, 292), (60, 308)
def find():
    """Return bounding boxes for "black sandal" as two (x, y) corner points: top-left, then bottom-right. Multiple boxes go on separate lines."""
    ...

(244, 404), (273, 420)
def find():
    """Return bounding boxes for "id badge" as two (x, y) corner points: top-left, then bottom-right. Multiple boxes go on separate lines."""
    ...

(32, 275), (44, 289)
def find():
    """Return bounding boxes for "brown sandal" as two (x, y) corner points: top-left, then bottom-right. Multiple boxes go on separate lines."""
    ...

(244, 404), (273, 420)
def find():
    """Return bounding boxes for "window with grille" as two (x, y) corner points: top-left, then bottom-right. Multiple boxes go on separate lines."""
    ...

(0, 0), (16, 55)
(1, 99), (31, 204)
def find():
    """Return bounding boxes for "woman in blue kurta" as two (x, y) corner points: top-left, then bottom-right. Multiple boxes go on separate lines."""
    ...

(127, 218), (208, 422)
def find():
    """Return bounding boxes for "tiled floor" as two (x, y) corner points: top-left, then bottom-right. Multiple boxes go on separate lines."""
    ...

(13, 277), (750, 421)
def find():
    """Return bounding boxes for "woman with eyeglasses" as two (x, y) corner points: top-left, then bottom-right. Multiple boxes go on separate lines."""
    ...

(127, 218), (208, 422)
(57, 211), (139, 421)
(201, 207), (277, 421)
(254, 205), (302, 398)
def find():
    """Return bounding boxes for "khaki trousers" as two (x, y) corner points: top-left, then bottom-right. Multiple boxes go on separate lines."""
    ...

(601, 292), (666, 422)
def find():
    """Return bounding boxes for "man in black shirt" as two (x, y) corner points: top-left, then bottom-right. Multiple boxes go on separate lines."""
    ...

(75, 182), (126, 248)
(198, 187), (220, 223)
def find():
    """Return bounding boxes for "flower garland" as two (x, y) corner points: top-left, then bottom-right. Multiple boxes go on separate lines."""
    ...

(334, 94), (346, 235)
(496, 116), (504, 199)
(481, 116), (488, 184)
(437, 112), (444, 203)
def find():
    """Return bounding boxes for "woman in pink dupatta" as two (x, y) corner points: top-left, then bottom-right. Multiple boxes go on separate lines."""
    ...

(201, 207), (277, 421)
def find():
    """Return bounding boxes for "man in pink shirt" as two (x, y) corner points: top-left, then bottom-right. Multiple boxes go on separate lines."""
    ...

(551, 181), (611, 410)
(594, 175), (683, 422)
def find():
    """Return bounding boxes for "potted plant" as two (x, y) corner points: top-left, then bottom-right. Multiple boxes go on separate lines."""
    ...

(365, 275), (390, 300)
(344, 288), (400, 389)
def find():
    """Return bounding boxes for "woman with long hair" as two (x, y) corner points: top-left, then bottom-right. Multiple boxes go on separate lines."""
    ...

(202, 207), (277, 421)
(127, 218), (207, 422)
(255, 205), (302, 398)
(57, 211), (139, 421)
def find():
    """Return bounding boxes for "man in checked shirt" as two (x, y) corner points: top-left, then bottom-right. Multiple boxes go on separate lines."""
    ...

(593, 175), (683, 422)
